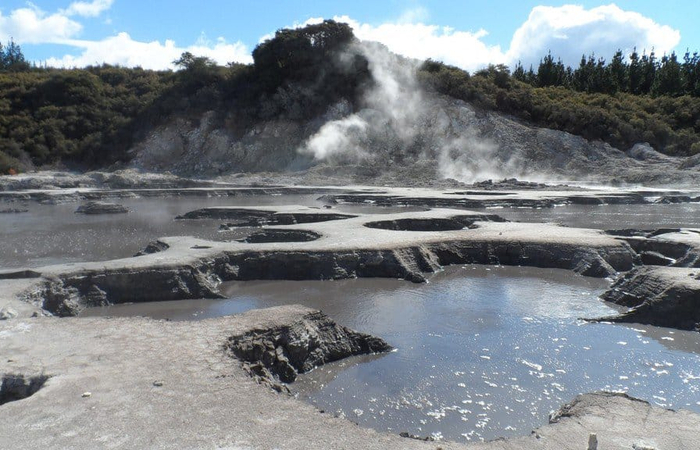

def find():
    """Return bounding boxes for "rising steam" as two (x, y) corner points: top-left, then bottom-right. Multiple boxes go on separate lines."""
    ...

(298, 40), (528, 183)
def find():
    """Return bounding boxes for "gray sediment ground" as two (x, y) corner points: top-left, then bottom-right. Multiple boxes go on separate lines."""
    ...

(2, 176), (700, 448)
(2, 305), (700, 449)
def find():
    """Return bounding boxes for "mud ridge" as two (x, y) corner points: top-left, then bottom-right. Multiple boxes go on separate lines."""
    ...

(31, 237), (634, 317)
(599, 266), (700, 331)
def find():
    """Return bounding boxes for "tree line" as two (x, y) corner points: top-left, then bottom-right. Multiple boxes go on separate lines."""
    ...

(0, 39), (31, 71)
(514, 49), (700, 97)
(2, 23), (700, 175)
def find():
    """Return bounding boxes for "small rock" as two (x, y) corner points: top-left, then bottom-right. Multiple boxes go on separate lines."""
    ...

(632, 444), (656, 450)
(75, 201), (128, 215)
(153, 380), (164, 387)
(587, 433), (598, 450)
(0, 208), (28, 214)
(82, 392), (92, 398)
(0, 307), (18, 320)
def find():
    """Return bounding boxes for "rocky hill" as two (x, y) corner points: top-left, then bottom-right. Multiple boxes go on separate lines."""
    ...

(2, 20), (700, 186)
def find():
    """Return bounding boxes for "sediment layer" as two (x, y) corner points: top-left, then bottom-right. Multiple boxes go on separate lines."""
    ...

(601, 266), (700, 331)
(3, 208), (636, 317)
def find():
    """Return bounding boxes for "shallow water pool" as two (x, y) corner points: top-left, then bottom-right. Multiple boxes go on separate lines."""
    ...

(82, 265), (700, 442)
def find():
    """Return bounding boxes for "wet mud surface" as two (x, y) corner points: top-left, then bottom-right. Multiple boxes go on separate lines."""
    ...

(3, 178), (700, 448)
(83, 265), (700, 442)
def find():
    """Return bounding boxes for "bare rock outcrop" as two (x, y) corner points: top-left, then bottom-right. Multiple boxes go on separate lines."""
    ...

(75, 201), (129, 215)
(600, 266), (700, 331)
(226, 310), (392, 392)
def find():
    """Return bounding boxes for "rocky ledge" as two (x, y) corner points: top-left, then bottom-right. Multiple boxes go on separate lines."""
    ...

(600, 266), (700, 331)
(75, 201), (129, 215)
(226, 310), (391, 392)
(3, 208), (637, 318)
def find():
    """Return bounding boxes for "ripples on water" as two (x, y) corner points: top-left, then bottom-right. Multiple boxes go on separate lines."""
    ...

(82, 266), (700, 443)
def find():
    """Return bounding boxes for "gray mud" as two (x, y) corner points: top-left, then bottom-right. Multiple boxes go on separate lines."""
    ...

(82, 265), (700, 443)
(5, 181), (700, 448)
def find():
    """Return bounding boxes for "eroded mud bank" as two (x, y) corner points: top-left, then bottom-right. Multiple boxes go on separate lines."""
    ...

(3, 208), (637, 317)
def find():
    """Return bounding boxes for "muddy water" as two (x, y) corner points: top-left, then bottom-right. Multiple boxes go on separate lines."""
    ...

(82, 266), (700, 443)
(9, 193), (700, 442)
(0, 195), (422, 268)
(491, 202), (700, 229)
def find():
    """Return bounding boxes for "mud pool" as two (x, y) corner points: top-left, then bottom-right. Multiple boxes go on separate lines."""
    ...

(6, 188), (700, 443)
(82, 265), (700, 443)
(0, 194), (423, 268)
(490, 202), (700, 230)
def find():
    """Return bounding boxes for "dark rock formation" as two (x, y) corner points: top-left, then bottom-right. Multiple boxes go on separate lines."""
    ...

(600, 267), (700, 331)
(241, 229), (321, 243)
(363, 214), (503, 232)
(34, 264), (224, 317)
(365, 218), (468, 231)
(134, 240), (170, 256)
(0, 270), (41, 280)
(0, 208), (28, 213)
(321, 192), (649, 210)
(608, 229), (700, 268)
(226, 310), (391, 392)
(75, 201), (129, 215)
(179, 207), (355, 227)
(0, 374), (50, 406)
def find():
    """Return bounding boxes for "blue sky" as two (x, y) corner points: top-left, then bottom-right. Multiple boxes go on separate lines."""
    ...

(0, 1), (695, 71)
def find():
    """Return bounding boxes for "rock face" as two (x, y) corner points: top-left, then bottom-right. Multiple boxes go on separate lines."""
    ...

(549, 392), (650, 424)
(178, 207), (356, 226)
(226, 310), (391, 392)
(600, 266), (700, 331)
(33, 264), (224, 317)
(610, 229), (700, 268)
(75, 201), (129, 215)
(134, 240), (170, 256)
(128, 82), (700, 186)
(241, 229), (321, 243)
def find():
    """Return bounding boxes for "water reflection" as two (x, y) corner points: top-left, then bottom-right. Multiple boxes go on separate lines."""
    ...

(82, 265), (700, 442)
(493, 203), (700, 229)
(0, 194), (427, 269)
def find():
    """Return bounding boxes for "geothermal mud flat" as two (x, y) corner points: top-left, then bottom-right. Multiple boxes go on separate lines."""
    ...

(2, 172), (700, 449)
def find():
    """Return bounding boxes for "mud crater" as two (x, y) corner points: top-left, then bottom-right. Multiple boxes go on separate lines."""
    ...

(240, 229), (322, 243)
(0, 374), (50, 406)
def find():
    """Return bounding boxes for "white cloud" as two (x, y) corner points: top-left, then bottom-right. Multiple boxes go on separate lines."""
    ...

(1, 2), (683, 72)
(321, 4), (680, 72)
(0, 1), (249, 69)
(506, 4), (681, 68)
(0, 6), (82, 43)
(62, 0), (114, 18)
(45, 32), (252, 69)
(335, 15), (505, 73)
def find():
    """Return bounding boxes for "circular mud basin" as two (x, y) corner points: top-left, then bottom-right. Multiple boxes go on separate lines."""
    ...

(241, 229), (322, 243)
(364, 218), (466, 232)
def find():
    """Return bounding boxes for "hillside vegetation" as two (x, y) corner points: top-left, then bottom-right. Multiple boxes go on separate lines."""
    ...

(1, 22), (700, 174)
